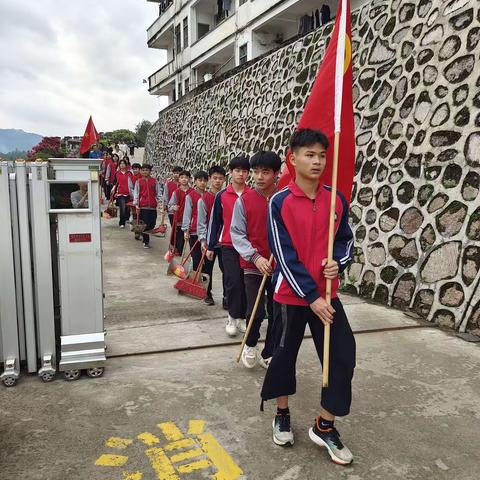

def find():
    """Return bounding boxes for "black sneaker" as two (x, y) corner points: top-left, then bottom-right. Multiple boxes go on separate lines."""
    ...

(272, 414), (294, 446)
(204, 296), (215, 306)
(309, 420), (353, 465)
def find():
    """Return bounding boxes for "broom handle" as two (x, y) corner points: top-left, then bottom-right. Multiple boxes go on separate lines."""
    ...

(323, 131), (340, 388)
(170, 217), (177, 252)
(181, 239), (199, 266)
(236, 254), (274, 363)
(192, 249), (207, 284)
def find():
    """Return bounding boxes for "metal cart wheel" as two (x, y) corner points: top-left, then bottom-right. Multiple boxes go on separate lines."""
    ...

(86, 367), (104, 378)
(2, 376), (17, 387)
(40, 371), (55, 383)
(63, 369), (81, 381)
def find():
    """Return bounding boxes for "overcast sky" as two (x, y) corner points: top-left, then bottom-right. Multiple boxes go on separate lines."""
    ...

(0, 0), (168, 137)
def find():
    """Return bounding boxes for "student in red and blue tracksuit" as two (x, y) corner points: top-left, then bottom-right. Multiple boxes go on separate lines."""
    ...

(112, 159), (133, 228)
(230, 151), (281, 370)
(198, 165), (227, 306)
(261, 129), (355, 466)
(164, 165), (183, 227)
(207, 155), (250, 337)
(182, 170), (208, 271)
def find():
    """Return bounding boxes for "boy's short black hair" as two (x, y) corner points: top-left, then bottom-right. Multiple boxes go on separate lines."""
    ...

(289, 129), (329, 152)
(194, 170), (209, 181)
(228, 155), (250, 171)
(132, 163), (141, 169)
(208, 165), (226, 177)
(172, 166), (183, 173)
(250, 151), (282, 172)
(179, 170), (191, 178)
(141, 164), (153, 170)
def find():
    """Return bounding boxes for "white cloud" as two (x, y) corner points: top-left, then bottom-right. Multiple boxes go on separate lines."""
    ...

(0, 0), (168, 136)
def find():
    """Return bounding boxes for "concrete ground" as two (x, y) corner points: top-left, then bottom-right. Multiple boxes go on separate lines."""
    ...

(1, 219), (480, 480)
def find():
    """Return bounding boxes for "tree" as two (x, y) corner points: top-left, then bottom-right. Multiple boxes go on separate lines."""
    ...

(28, 137), (64, 160)
(134, 120), (152, 147)
(100, 129), (136, 147)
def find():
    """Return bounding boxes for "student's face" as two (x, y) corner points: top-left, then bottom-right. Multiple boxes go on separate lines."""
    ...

(173, 172), (180, 181)
(141, 168), (151, 177)
(79, 183), (88, 193)
(133, 168), (140, 175)
(119, 162), (127, 171)
(290, 143), (327, 181)
(210, 173), (225, 191)
(252, 167), (277, 191)
(230, 168), (249, 186)
(195, 178), (208, 191)
(179, 174), (190, 186)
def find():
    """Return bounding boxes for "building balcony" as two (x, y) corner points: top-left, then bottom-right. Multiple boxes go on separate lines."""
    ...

(148, 60), (176, 93)
(147, 1), (175, 48)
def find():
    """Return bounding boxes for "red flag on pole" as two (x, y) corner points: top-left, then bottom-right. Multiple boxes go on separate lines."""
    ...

(277, 0), (355, 201)
(79, 116), (100, 154)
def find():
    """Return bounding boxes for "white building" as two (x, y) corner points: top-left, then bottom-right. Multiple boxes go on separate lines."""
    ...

(146, 0), (367, 107)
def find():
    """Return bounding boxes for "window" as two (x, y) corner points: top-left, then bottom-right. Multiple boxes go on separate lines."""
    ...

(239, 44), (248, 65)
(175, 24), (181, 52)
(183, 17), (189, 48)
(184, 78), (190, 95)
(197, 23), (210, 40)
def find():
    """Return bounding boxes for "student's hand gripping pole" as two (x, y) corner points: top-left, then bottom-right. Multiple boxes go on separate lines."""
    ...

(236, 254), (274, 363)
(323, 131), (340, 388)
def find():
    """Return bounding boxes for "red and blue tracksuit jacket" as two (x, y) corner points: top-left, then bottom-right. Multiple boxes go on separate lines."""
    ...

(207, 184), (251, 249)
(268, 181), (354, 306)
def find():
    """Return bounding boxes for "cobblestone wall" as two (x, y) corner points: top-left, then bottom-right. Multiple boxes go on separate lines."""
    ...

(145, 0), (480, 333)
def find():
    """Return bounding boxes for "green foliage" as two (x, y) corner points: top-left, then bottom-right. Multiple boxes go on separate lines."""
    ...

(100, 129), (136, 147)
(134, 120), (152, 147)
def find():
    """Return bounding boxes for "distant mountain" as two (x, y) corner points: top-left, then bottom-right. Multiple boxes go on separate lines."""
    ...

(0, 129), (43, 153)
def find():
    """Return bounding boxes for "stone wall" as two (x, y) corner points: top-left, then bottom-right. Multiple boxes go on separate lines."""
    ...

(145, 0), (480, 333)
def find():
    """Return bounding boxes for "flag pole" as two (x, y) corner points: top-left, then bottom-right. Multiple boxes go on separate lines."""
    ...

(323, 131), (340, 388)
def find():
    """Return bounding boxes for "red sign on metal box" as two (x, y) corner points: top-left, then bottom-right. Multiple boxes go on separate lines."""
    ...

(69, 233), (92, 243)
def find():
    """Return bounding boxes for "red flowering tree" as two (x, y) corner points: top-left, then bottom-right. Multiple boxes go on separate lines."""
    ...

(28, 137), (65, 160)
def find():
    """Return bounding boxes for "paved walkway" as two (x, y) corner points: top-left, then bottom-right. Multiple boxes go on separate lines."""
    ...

(1, 219), (479, 480)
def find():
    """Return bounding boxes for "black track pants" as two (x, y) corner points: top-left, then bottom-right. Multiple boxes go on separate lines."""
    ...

(261, 298), (356, 417)
(221, 246), (246, 319)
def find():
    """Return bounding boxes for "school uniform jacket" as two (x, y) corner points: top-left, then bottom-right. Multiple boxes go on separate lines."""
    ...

(207, 184), (251, 250)
(181, 189), (203, 234)
(230, 188), (275, 274)
(163, 180), (178, 204)
(197, 191), (216, 242)
(268, 181), (353, 306)
(113, 170), (133, 197)
(168, 187), (193, 224)
(133, 177), (162, 209)
(106, 162), (118, 185)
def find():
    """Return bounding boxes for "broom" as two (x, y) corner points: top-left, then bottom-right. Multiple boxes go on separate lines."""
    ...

(164, 217), (177, 262)
(236, 254), (273, 363)
(170, 240), (199, 279)
(167, 239), (187, 275)
(174, 249), (208, 300)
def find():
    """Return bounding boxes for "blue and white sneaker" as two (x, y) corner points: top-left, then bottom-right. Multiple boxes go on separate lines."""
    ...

(309, 420), (353, 465)
(272, 414), (294, 446)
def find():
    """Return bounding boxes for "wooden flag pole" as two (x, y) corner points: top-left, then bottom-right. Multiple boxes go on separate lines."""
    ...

(323, 131), (341, 387)
(236, 254), (274, 363)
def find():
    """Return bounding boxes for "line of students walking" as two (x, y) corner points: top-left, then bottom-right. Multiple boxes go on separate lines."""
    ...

(106, 129), (357, 466)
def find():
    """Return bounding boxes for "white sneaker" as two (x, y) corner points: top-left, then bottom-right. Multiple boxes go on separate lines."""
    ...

(241, 345), (257, 369)
(120, 225), (125, 229)
(258, 356), (272, 369)
(272, 415), (294, 446)
(236, 319), (246, 333)
(225, 316), (238, 337)
(143, 243), (151, 249)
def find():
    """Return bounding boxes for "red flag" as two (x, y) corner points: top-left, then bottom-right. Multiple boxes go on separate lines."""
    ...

(79, 116), (100, 154)
(278, 0), (355, 201)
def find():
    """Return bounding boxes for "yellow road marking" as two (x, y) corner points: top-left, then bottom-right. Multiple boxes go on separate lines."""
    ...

(170, 448), (204, 463)
(197, 433), (243, 480)
(105, 437), (133, 449)
(188, 420), (206, 435)
(95, 454), (129, 467)
(158, 422), (184, 442)
(123, 472), (143, 480)
(145, 447), (180, 480)
(137, 432), (161, 446)
(176, 459), (211, 474)
(164, 438), (196, 451)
